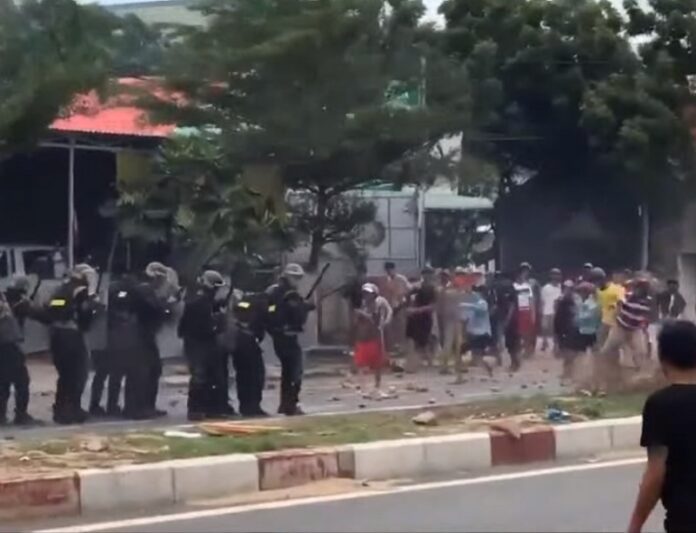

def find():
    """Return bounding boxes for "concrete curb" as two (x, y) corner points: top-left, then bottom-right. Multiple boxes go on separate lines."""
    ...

(1, 416), (643, 520)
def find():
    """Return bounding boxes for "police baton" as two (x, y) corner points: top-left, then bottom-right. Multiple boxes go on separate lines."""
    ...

(304, 263), (331, 301)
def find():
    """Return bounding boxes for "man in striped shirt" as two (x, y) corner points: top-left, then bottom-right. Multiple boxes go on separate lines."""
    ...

(596, 278), (652, 391)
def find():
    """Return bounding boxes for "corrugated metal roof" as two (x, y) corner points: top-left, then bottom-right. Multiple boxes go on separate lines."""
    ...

(49, 78), (176, 138)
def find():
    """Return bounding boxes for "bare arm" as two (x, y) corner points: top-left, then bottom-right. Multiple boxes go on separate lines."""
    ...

(628, 446), (667, 533)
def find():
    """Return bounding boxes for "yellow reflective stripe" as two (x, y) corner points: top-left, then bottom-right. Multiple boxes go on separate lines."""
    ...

(49, 299), (67, 307)
(237, 301), (251, 309)
(268, 304), (277, 312)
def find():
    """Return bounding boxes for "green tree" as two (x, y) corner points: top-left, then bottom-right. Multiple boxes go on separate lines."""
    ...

(0, 0), (115, 150)
(440, 0), (693, 201)
(155, 0), (472, 270)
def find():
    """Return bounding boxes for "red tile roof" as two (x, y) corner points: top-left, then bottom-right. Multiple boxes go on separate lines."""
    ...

(50, 77), (178, 138)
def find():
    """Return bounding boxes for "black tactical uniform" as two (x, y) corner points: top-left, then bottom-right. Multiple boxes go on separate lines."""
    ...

(122, 278), (170, 420)
(89, 276), (137, 417)
(45, 276), (98, 424)
(0, 289), (33, 425)
(178, 282), (227, 421)
(266, 278), (313, 415)
(231, 295), (267, 417)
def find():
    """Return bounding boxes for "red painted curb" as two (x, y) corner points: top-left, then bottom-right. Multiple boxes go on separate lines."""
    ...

(257, 449), (341, 491)
(490, 426), (556, 466)
(0, 474), (80, 520)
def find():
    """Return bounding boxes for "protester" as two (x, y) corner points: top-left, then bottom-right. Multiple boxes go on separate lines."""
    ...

(353, 283), (392, 397)
(540, 268), (562, 353)
(594, 267), (626, 347)
(628, 321), (696, 533)
(405, 266), (437, 372)
(657, 279), (686, 320)
(382, 261), (411, 356)
(575, 281), (601, 351)
(553, 280), (579, 381)
(494, 272), (521, 371)
(438, 268), (465, 379)
(514, 263), (537, 360)
(597, 277), (652, 391)
(459, 283), (493, 375)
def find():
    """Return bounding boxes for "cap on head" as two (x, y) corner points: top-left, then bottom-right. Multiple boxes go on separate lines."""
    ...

(361, 282), (379, 295)
(583, 262), (594, 269)
(590, 267), (606, 280)
(283, 263), (305, 278)
(563, 279), (575, 289)
(199, 270), (225, 289)
(145, 262), (169, 279)
(549, 268), (562, 276)
(519, 262), (532, 272)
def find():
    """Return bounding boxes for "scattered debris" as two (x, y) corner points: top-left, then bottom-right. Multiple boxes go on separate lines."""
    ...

(489, 419), (522, 439)
(80, 436), (109, 453)
(358, 403), (366, 409)
(520, 384), (528, 389)
(403, 432), (417, 437)
(546, 408), (571, 423)
(412, 411), (438, 426)
(168, 400), (179, 408)
(428, 398), (436, 404)
(164, 431), (203, 439)
(330, 396), (341, 402)
(490, 387), (501, 393)
(317, 430), (337, 437)
(198, 422), (283, 437)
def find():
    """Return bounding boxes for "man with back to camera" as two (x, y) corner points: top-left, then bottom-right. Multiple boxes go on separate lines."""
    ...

(266, 263), (315, 416)
(540, 268), (563, 353)
(629, 320), (696, 533)
(44, 264), (100, 424)
(178, 270), (229, 421)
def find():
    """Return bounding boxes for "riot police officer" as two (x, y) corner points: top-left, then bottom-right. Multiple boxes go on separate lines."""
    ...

(178, 270), (230, 421)
(266, 263), (314, 416)
(0, 279), (39, 426)
(89, 274), (137, 417)
(231, 293), (268, 418)
(45, 264), (99, 424)
(122, 262), (173, 420)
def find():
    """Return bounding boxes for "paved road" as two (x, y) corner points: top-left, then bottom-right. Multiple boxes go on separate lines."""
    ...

(31, 459), (664, 533)
(1, 355), (564, 441)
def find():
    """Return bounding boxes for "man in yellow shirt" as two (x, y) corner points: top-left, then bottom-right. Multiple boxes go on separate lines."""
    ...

(594, 268), (626, 344)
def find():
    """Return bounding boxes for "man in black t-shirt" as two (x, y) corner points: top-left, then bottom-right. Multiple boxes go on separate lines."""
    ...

(629, 321), (696, 533)
(405, 267), (437, 372)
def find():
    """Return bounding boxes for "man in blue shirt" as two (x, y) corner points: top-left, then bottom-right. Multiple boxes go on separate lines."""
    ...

(459, 284), (493, 372)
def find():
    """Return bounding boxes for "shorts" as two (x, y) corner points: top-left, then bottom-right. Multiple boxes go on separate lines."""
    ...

(504, 328), (520, 354)
(558, 332), (595, 352)
(541, 315), (554, 336)
(464, 334), (492, 353)
(354, 339), (386, 370)
(406, 313), (433, 349)
(517, 310), (535, 337)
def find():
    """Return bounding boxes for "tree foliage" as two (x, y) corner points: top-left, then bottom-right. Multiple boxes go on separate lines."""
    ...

(440, 0), (694, 204)
(155, 0), (472, 270)
(0, 0), (116, 149)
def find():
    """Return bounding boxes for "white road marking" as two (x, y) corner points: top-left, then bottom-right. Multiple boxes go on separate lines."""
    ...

(35, 457), (645, 533)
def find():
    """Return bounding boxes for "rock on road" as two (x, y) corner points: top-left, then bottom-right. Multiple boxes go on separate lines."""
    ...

(30, 459), (664, 533)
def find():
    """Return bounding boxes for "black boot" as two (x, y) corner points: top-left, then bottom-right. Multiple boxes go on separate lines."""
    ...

(14, 413), (43, 427)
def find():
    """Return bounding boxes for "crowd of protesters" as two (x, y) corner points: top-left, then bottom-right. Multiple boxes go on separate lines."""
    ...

(346, 261), (687, 397)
